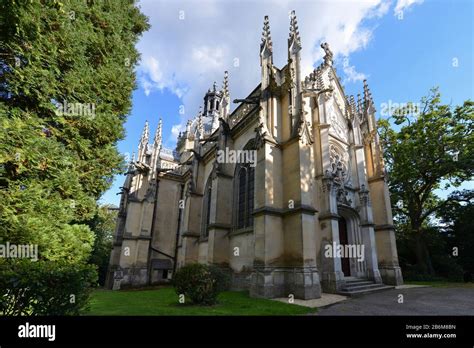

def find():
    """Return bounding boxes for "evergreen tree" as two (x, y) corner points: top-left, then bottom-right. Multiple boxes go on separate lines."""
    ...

(0, 0), (149, 263)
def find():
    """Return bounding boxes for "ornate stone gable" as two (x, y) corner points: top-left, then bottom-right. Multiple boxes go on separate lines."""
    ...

(328, 96), (349, 143)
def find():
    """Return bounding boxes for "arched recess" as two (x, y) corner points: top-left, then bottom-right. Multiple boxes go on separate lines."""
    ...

(337, 205), (367, 278)
(200, 175), (213, 238)
(232, 139), (256, 232)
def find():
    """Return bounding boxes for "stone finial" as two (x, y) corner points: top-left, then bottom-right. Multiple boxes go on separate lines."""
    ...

(349, 95), (357, 116)
(357, 93), (363, 115)
(154, 118), (162, 145)
(212, 81), (217, 92)
(196, 108), (204, 139)
(261, 15), (273, 56)
(140, 120), (149, 146)
(220, 71), (231, 121)
(316, 66), (325, 90)
(222, 71), (229, 98)
(288, 10), (302, 51)
(321, 42), (333, 66)
(363, 79), (373, 108)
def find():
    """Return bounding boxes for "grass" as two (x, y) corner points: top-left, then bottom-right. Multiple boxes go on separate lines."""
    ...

(404, 280), (474, 288)
(85, 287), (316, 316)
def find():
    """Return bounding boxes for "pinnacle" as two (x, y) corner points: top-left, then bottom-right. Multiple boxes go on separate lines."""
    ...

(363, 79), (373, 106)
(222, 71), (229, 97)
(261, 15), (273, 54)
(289, 10), (301, 48)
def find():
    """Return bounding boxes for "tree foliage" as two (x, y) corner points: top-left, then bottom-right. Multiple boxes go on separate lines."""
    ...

(0, 0), (149, 262)
(0, 0), (148, 314)
(86, 204), (117, 286)
(439, 190), (474, 280)
(378, 88), (473, 274)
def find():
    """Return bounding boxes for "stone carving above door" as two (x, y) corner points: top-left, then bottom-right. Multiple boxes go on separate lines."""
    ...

(327, 143), (353, 206)
(328, 98), (349, 143)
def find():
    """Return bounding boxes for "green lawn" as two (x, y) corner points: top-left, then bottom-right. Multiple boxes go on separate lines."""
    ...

(405, 280), (474, 288)
(85, 287), (316, 316)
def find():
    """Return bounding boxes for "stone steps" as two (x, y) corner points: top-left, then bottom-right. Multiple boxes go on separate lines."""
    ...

(337, 278), (394, 297)
(343, 280), (374, 286)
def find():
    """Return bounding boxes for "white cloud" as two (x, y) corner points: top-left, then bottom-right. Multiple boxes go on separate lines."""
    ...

(135, 0), (412, 144)
(191, 46), (226, 70)
(139, 56), (187, 98)
(341, 56), (367, 84)
(394, 0), (424, 15)
(171, 124), (183, 139)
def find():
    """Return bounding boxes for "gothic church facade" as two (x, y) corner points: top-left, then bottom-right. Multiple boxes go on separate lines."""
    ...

(107, 11), (403, 299)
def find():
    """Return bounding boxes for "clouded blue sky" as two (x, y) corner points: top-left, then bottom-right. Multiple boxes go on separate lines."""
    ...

(100, 0), (473, 206)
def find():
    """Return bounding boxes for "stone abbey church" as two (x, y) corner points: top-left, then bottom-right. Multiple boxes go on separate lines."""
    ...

(107, 11), (403, 299)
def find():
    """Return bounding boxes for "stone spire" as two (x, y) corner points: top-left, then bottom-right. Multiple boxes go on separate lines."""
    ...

(363, 79), (373, 108)
(363, 79), (377, 132)
(196, 107), (204, 139)
(222, 71), (229, 98)
(260, 15), (273, 58)
(261, 15), (274, 90)
(154, 118), (162, 147)
(139, 120), (149, 148)
(349, 95), (357, 118)
(220, 71), (230, 121)
(357, 93), (363, 116)
(137, 121), (150, 164)
(288, 10), (302, 53)
(288, 10), (302, 134)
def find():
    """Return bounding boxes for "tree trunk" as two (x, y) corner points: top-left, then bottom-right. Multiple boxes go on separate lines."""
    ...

(415, 231), (435, 275)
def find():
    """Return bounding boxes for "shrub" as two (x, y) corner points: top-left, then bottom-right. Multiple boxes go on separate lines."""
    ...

(0, 259), (98, 315)
(173, 263), (229, 305)
(208, 265), (231, 292)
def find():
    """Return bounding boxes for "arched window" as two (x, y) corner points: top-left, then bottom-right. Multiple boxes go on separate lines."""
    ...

(201, 178), (212, 238)
(234, 153), (255, 230)
(246, 166), (254, 227)
(237, 167), (247, 228)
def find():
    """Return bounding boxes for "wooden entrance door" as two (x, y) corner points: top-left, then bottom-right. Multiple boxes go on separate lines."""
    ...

(338, 217), (351, 277)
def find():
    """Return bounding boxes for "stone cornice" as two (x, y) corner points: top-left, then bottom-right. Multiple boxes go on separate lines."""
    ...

(181, 231), (200, 238)
(208, 222), (232, 230)
(121, 235), (152, 241)
(229, 227), (254, 237)
(253, 204), (318, 217)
